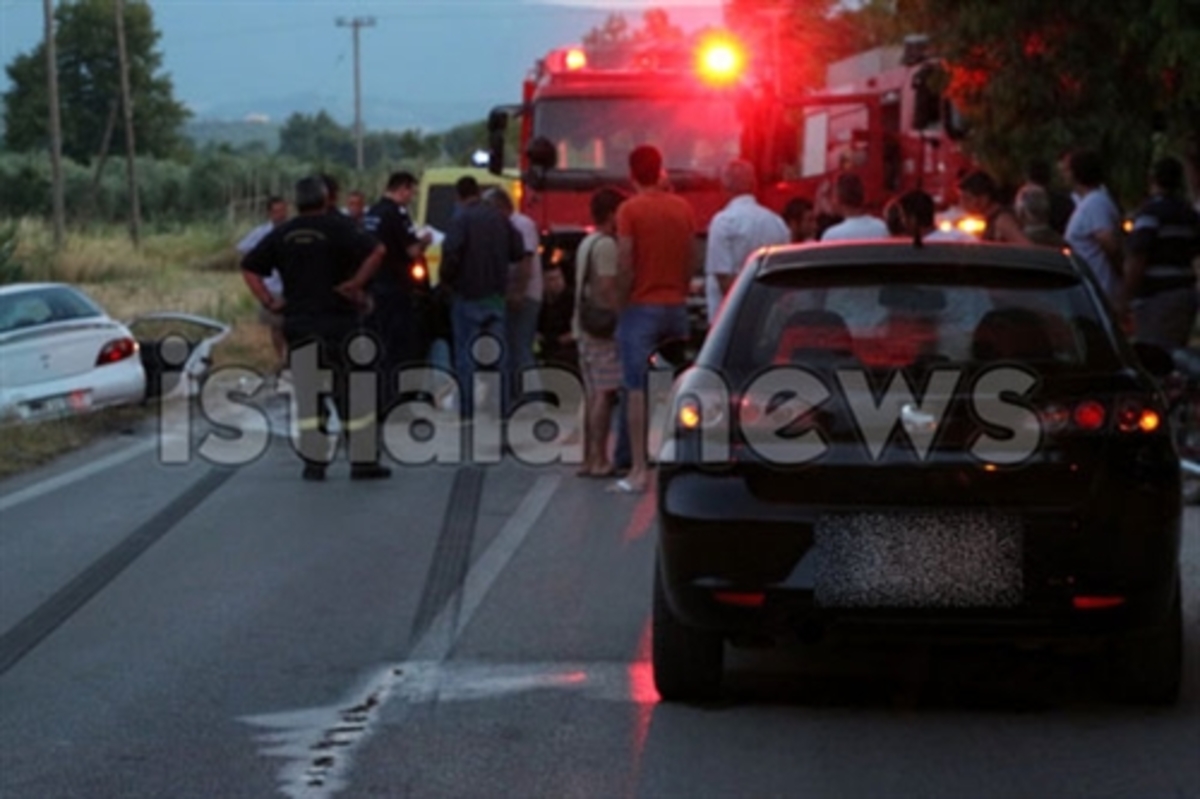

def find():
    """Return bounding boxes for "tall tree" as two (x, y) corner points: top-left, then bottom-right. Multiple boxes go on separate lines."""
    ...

(3, 0), (189, 163)
(582, 13), (630, 47)
(904, 0), (1193, 202)
(1144, 0), (1200, 198)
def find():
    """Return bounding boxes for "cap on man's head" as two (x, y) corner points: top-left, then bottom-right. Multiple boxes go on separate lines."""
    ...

(387, 171), (418, 191)
(456, 175), (480, 199)
(629, 145), (663, 186)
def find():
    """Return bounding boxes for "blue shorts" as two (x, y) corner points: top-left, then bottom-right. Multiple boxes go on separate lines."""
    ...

(618, 303), (689, 390)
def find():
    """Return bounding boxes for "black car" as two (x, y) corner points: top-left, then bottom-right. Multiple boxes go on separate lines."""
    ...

(653, 240), (1184, 704)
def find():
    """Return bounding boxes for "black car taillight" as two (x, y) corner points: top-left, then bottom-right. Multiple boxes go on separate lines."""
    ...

(97, 337), (138, 366)
(1037, 397), (1162, 435)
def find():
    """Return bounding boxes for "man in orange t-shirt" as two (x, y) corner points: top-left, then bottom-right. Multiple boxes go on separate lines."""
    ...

(610, 144), (697, 494)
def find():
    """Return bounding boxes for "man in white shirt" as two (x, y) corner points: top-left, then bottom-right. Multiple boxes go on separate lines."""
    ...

(819, 172), (890, 241)
(1064, 150), (1124, 301)
(705, 159), (790, 322)
(236, 195), (289, 377)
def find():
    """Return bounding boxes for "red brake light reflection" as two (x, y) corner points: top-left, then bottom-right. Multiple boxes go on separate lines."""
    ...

(1072, 401), (1106, 431)
(1073, 595), (1126, 610)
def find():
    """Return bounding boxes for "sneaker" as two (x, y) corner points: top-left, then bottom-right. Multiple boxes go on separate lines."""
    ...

(302, 464), (326, 481)
(350, 463), (392, 480)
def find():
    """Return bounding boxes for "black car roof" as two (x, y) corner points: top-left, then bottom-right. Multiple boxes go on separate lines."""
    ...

(755, 240), (1079, 278)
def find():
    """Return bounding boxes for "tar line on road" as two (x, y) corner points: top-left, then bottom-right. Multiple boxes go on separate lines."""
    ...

(408, 466), (485, 648)
(0, 467), (236, 677)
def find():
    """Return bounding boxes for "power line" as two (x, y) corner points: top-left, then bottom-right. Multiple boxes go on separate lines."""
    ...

(336, 16), (375, 172)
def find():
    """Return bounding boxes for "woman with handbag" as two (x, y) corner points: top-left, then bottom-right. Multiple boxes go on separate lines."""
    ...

(573, 187), (626, 477)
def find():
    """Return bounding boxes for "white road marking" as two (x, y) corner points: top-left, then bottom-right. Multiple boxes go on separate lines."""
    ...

(412, 474), (561, 661)
(241, 473), (562, 799)
(0, 437), (158, 513)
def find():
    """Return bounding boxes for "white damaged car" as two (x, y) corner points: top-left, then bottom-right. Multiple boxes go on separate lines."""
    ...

(0, 282), (229, 423)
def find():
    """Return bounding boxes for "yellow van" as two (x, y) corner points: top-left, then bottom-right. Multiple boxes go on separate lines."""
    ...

(415, 167), (520, 285)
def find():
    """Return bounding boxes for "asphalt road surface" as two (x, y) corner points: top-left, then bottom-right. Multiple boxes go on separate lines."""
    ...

(2, 396), (1198, 799)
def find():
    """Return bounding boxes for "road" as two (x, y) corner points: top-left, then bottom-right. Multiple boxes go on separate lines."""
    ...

(1, 394), (1198, 799)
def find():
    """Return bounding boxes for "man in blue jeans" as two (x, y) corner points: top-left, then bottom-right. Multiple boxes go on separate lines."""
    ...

(440, 176), (525, 419)
(611, 145), (697, 493)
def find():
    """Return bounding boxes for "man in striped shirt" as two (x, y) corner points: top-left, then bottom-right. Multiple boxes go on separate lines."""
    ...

(1119, 157), (1200, 350)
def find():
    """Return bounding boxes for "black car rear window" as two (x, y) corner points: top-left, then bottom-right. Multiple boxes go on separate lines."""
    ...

(0, 286), (103, 334)
(725, 264), (1118, 375)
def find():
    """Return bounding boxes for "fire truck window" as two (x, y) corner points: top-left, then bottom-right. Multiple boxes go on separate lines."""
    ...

(534, 97), (739, 175)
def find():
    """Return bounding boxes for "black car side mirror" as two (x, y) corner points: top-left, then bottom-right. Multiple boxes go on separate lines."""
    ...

(1134, 341), (1175, 378)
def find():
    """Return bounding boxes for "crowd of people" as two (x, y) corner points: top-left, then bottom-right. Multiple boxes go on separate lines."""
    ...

(237, 147), (1199, 483)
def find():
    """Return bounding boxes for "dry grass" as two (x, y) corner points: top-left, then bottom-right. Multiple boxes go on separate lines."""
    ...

(0, 405), (152, 480)
(11, 217), (274, 370)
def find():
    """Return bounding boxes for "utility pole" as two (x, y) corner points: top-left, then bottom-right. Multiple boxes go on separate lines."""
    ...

(336, 16), (375, 172)
(115, 0), (141, 246)
(43, 0), (66, 249)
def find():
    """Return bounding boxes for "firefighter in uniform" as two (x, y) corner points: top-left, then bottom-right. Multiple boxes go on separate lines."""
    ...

(241, 175), (391, 481)
(362, 171), (432, 414)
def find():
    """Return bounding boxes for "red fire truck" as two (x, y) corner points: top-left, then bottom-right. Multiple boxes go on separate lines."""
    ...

(485, 33), (974, 330)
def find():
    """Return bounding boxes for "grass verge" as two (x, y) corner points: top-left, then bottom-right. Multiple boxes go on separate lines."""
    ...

(0, 405), (153, 480)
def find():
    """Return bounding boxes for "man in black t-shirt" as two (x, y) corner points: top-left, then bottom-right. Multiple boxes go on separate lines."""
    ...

(242, 175), (389, 481)
(362, 171), (433, 411)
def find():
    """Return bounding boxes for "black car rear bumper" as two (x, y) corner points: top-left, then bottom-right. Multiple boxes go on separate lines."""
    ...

(657, 468), (1181, 646)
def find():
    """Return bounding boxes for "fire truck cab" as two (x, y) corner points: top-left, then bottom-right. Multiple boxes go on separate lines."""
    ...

(486, 33), (970, 334)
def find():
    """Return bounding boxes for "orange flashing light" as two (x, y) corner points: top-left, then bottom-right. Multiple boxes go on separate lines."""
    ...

(957, 215), (987, 237)
(697, 36), (745, 86)
(411, 263), (427, 282)
(565, 48), (587, 70)
(678, 400), (702, 430)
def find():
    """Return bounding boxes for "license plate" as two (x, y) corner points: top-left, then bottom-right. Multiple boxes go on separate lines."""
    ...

(813, 510), (1023, 608)
(22, 390), (92, 419)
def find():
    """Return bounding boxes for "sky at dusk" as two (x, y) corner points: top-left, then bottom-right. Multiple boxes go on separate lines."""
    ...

(0, 0), (726, 132)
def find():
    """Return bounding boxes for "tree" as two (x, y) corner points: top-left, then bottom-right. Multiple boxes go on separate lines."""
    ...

(3, 0), (189, 163)
(836, 0), (923, 52)
(902, 0), (1197, 204)
(1144, 0), (1200, 198)
(277, 110), (354, 165)
(582, 13), (629, 47)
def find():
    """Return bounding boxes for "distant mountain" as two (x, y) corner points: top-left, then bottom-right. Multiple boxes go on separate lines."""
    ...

(184, 118), (282, 150)
(191, 92), (491, 137)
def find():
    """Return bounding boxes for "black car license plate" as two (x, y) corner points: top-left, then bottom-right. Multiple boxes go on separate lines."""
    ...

(813, 510), (1023, 608)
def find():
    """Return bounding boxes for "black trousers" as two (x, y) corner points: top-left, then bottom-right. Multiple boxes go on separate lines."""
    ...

(365, 288), (431, 413)
(284, 314), (379, 467)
